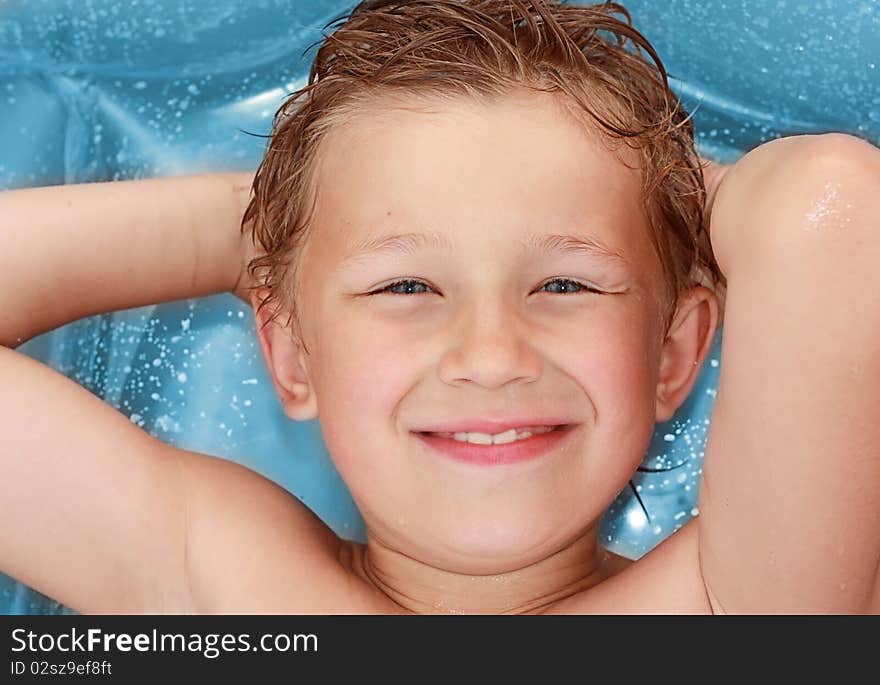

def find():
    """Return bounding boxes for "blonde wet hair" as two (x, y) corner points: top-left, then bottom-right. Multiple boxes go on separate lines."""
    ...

(243, 0), (723, 344)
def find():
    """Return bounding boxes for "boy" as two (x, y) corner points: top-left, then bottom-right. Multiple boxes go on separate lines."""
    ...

(1, 0), (878, 614)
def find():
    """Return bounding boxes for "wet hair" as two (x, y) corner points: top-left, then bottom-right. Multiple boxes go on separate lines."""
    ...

(242, 0), (724, 345)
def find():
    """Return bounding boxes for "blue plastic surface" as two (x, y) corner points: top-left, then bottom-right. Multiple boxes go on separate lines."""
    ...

(1, 0), (877, 614)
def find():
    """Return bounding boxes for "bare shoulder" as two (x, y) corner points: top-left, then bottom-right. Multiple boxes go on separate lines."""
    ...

(178, 451), (392, 613)
(549, 520), (713, 614)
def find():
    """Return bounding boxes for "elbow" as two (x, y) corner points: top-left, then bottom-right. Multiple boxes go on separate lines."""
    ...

(714, 131), (880, 208)
(767, 133), (880, 245)
(782, 133), (880, 200)
(710, 133), (880, 274)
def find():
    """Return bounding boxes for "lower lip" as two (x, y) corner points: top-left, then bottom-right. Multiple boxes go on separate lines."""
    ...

(414, 426), (575, 467)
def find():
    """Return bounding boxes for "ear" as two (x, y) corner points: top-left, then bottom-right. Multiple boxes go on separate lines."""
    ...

(250, 289), (318, 421)
(655, 286), (720, 423)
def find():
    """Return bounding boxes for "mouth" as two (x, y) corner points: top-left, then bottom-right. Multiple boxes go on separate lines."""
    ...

(417, 424), (565, 445)
(413, 424), (575, 467)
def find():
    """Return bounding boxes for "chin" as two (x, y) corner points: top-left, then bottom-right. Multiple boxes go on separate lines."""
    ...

(419, 514), (584, 574)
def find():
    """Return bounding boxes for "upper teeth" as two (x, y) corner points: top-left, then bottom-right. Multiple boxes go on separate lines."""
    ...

(430, 425), (557, 445)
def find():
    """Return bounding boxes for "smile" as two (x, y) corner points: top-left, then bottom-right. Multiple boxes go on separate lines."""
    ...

(426, 425), (557, 445)
(415, 424), (574, 466)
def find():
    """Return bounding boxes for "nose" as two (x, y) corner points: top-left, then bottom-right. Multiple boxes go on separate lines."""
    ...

(437, 298), (543, 389)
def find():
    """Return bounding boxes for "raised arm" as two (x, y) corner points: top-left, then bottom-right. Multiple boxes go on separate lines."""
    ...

(698, 134), (880, 613)
(0, 174), (250, 611)
(0, 173), (252, 348)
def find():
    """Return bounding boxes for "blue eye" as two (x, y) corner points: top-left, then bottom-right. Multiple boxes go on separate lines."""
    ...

(371, 279), (434, 295)
(369, 278), (603, 296)
(539, 278), (602, 294)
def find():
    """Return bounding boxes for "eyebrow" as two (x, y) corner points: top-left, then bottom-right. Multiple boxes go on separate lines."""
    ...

(346, 231), (453, 260)
(525, 233), (629, 265)
(340, 230), (629, 266)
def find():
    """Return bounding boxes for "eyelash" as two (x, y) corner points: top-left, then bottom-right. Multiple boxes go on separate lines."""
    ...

(367, 278), (605, 296)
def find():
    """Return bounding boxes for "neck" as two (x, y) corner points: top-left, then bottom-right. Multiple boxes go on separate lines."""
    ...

(349, 526), (627, 614)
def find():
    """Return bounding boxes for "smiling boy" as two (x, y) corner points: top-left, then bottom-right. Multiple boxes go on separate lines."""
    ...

(1, 0), (878, 614)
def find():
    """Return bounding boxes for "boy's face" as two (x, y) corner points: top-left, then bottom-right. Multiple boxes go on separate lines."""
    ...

(289, 91), (671, 574)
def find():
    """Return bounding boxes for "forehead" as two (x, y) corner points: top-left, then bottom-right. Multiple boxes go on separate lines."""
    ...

(308, 90), (652, 265)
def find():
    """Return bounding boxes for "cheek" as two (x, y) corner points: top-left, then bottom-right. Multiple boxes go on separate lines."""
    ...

(600, 325), (658, 410)
(306, 308), (419, 475)
(313, 309), (416, 405)
(558, 303), (661, 447)
(559, 297), (659, 384)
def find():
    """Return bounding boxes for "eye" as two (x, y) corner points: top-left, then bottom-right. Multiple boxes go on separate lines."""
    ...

(537, 278), (604, 295)
(368, 279), (436, 295)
